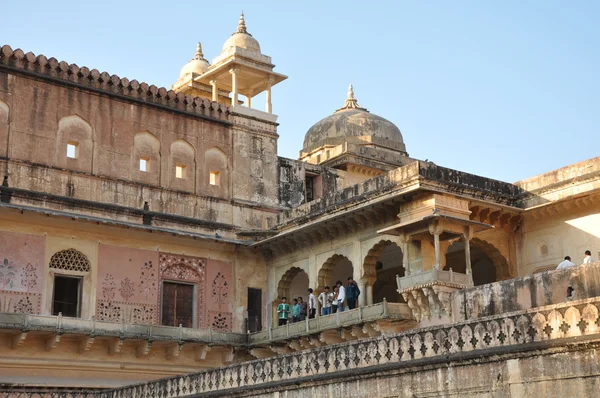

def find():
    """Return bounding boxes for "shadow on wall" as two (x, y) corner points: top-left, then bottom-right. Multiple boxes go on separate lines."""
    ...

(453, 261), (600, 322)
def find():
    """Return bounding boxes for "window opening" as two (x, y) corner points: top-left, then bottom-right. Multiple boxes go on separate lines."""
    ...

(52, 275), (82, 317)
(305, 176), (314, 203)
(139, 158), (149, 172)
(210, 171), (220, 186)
(161, 281), (194, 328)
(176, 165), (186, 179)
(67, 143), (78, 159)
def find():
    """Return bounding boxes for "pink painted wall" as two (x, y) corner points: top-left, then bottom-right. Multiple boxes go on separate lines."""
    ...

(205, 259), (233, 331)
(97, 244), (159, 324)
(0, 231), (45, 314)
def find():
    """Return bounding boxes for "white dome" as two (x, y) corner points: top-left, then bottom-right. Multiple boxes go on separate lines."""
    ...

(179, 43), (209, 77)
(222, 13), (261, 53)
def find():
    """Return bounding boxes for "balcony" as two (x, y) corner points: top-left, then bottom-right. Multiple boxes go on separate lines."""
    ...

(397, 268), (471, 322)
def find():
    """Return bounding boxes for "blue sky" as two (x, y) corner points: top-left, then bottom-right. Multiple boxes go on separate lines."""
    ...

(2, 1), (598, 182)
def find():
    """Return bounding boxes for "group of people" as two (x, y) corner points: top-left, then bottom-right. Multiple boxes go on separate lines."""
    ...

(276, 277), (361, 325)
(556, 250), (594, 270)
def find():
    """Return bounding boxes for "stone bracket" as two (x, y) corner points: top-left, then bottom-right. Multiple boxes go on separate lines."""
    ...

(166, 342), (184, 360)
(78, 336), (95, 354)
(402, 284), (458, 322)
(11, 332), (27, 349)
(44, 334), (61, 351)
(108, 337), (124, 355)
(194, 344), (211, 361)
(135, 340), (152, 358)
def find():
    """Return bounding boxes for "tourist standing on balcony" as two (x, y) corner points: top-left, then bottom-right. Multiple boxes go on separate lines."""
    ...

(291, 298), (301, 323)
(336, 280), (347, 312)
(277, 297), (290, 326)
(557, 256), (576, 270)
(346, 277), (360, 310)
(319, 286), (333, 316)
(332, 286), (339, 313)
(583, 250), (593, 265)
(298, 296), (308, 320)
(307, 288), (317, 319)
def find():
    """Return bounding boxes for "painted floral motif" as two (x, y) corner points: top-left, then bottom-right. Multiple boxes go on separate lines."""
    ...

(139, 261), (157, 300)
(0, 258), (17, 290)
(13, 296), (34, 314)
(102, 274), (116, 300)
(163, 264), (201, 282)
(212, 272), (229, 309)
(131, 305), (155, 324)
(210, 311), (232, 332)
(19, 263), (37, 292)
(119, 277), (135, 302)
(97, 301), (122, 322)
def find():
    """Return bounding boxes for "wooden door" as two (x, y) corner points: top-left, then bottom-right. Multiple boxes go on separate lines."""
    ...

(161, 282), (194, 328)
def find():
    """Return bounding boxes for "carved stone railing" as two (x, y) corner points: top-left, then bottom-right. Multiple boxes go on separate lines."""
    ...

(0, 313), (246, 346)
(397, 268), (471, 321)
(57, 296), (600, 398)
(249, 300), (412, 345)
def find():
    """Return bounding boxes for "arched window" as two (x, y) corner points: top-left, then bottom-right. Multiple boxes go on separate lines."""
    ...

(49, 249), (91, 317)
(50, 249), (91, 273)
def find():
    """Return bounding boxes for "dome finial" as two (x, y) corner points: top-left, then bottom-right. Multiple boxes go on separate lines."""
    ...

(237, 11), (248, 34)
(194, 42), (204, 60)
(336, 83), (368, 113)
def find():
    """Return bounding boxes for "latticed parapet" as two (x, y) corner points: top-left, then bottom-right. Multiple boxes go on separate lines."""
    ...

(36, 295), (599, 398)
(0, 45), (231, 123)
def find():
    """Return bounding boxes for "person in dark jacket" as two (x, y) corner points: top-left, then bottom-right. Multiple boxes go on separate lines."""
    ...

(298, 296), (308, 320)
(346, 276), (360, 310)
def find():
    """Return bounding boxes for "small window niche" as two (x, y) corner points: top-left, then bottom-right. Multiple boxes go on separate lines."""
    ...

(209, 171), (220, 186)
(66, 142), (79, 159)
(176, 164), (186, 179)
(52, 275), (82, 317)
(139, 157), (149, 172)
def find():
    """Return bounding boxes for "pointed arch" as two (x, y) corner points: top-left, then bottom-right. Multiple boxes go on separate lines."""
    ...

(169, 139), (196, 191)
(132, 131), (161, 185)
(444, 237), (510, 285)
(204, 146), (229, 198)
(277, 266), (308, 300)
(363, 240), (405, 303)
(56, 115), (94, 173)
(317, 254), (353, 291)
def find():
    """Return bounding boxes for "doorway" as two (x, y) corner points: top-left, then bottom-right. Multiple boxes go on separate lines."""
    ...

(247, 288), (262, 332)
(161, 281), (195, 328)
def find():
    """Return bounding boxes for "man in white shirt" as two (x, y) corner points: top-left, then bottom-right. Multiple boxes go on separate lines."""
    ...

(336, 280), (347, 312)
(583, 250), (593, 265)
(307, 288), (317, 319)
(318, 286), (332, 316)
(556, 256), (576, 270)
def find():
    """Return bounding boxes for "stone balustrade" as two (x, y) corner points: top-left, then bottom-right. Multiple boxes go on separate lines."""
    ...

(0, 312), (246, 347)
(10, 295), (591, 398)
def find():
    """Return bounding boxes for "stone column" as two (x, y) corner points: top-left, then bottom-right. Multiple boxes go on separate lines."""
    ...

(265, 77), (273, 113)
(429, 221), (442, 270)
(400, 235), (411, 276)
(229, 68), (238, 106)
(463, 225), (473, 285)
(358, 281), (366, 307)
(247, 94), (252, 108)
(366, 282), (374, 305)
(210, 80), (218, 102)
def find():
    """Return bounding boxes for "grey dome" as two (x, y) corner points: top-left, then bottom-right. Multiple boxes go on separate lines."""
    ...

(303, 108), (404, 149)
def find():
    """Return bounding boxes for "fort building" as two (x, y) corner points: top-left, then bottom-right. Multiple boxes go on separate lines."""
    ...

(0, 12), (599, 397)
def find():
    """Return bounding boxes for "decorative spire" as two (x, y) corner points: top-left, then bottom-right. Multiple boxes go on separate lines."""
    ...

(193, 42), (204, 60)
(335, 83), (368, 113)
(237, 12), (248, 34)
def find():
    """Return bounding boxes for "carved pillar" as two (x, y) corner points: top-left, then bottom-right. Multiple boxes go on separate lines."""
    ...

(429, 221), (442, 270)
(246, 94), (252, 108)
(366, 283), (374, 305)
(229, 68), (238, 106)
(210, 80), (218, 102)
(358, 281), (366, 307)
(463, 226), (473, 286)
(265, 77), (273, 113)
(400, 235), (411, 276)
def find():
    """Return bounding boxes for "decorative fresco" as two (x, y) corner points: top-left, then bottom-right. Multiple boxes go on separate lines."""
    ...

(158, 252), (206, 328)
(205, 259), (233, 332)
(96, 244), (159, 324)
(0, 231), (45, 314)
(93, 245), (233, 331)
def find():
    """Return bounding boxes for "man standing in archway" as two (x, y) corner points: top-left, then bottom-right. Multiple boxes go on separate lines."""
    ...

(346, 277), (360, 310)
(336, 281), (347, 312)
(277, 297), (290, 326)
